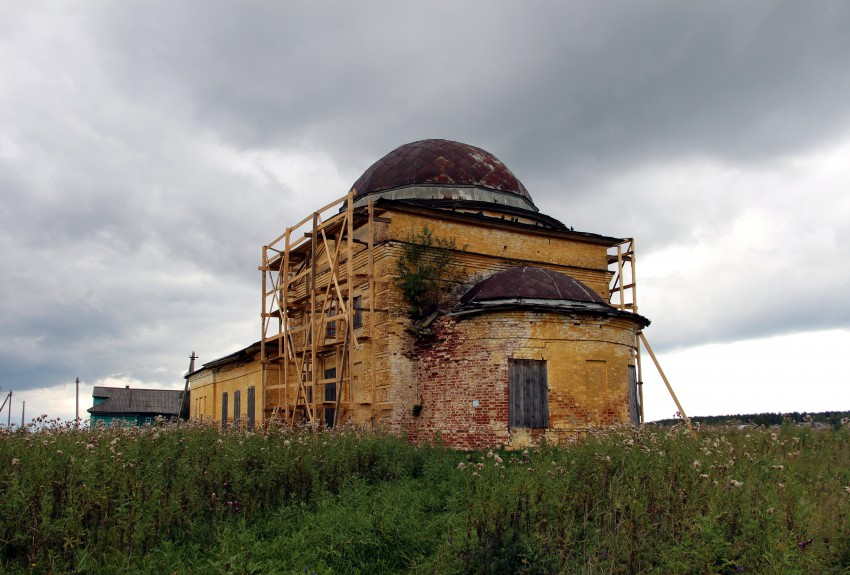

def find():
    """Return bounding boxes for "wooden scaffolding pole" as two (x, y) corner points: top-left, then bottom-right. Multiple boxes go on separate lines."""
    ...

(609, 238), (689, 429)
(262, 190), (380, 428)
(639, 333), (693, 434)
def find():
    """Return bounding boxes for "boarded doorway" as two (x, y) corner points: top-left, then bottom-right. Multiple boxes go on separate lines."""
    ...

(509, 359), (549, 428)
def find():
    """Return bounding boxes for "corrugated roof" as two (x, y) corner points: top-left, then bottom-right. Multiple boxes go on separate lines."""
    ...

(88, 387), (183, 416)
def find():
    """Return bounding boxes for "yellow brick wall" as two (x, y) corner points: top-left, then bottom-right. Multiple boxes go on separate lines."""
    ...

(406, 310), (641, 448)
(228, 203), (638, 445)
(188, 357), (265, 427)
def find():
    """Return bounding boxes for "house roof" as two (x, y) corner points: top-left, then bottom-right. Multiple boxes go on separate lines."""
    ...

(88, 386), (183, 416)
(185, 340), (263, 379)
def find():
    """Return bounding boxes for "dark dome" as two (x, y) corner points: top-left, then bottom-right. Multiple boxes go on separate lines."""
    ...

(456, 266), (650, 326)
(351, 139), (536, 211)
(460, 266), (608, 306)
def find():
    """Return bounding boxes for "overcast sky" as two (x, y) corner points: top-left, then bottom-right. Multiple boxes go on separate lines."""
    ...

(2, 1), (849, 424)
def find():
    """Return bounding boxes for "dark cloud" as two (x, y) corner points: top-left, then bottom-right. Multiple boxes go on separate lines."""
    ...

(90, 2), (850, 178)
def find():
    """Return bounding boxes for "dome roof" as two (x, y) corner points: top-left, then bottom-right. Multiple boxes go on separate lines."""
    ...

(456, 266), (650, 326)
(351, 139), (536, 211)
(460, 266), (608, 306)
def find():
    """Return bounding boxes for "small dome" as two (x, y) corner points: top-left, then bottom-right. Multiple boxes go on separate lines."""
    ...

(351, 139), (536, 211)
(456, 266), (650, 326)
(460, 266), (608, 306)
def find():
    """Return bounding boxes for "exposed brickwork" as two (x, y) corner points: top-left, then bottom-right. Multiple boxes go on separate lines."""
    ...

(398, 310), (641, 450)
(192, 203), (645, 449)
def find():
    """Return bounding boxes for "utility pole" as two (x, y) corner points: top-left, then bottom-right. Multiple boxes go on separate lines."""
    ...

(179, 351), (197, 421)
(75, 377), (80, 427)
(21, 401), (25, 427)
(0, 390), (10, 427)
(6, 390), (11, 427)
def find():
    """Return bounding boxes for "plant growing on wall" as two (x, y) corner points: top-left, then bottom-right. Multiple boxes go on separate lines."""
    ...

(395, 226), (462, 317)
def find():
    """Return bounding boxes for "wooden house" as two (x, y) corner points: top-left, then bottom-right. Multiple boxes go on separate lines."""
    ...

(88, 386), (183, 427)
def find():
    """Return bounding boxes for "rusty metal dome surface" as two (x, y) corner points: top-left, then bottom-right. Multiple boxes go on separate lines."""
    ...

(459, 266), (609, 306)
(351, 139), (534, 206)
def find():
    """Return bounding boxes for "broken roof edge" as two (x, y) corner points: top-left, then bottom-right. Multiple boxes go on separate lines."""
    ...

(350, 184), (539, 213)
(186, 340), (264, 378)
(448, 298), (651, 328)
(371, 198), (626, 246)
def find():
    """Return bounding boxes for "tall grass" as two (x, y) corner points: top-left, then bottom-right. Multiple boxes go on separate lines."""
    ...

(1, 419), (848, 574)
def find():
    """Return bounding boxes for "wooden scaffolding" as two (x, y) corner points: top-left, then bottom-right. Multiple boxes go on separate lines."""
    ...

(609, 239), (691, 429)
(260, 190), (384, 427)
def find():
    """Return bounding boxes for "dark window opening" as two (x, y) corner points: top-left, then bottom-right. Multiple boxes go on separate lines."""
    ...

(628, 364), (639, 427)
(326, 302), (336, 339)
(247, 386), (256, 431)
(353, 295), (363, 329)
(221, 392), (228, 429)
(324, 367), (337, 428)
(509, 359), (549, 428)
(233, 390), (241, 426)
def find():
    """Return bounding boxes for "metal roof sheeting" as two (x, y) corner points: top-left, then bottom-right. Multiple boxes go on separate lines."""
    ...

(87, 386), (183, 416)
(352, 139), (535, 207)
(460, 266), (609, 305)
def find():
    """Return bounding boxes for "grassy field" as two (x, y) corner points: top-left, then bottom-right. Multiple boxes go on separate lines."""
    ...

(1, 419), (848, 574)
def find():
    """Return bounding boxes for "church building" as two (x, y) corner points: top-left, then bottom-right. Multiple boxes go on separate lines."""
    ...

(189, 139), (649, 448)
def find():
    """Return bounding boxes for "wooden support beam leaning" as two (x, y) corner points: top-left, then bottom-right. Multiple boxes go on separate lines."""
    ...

(638, 332), (694, 435)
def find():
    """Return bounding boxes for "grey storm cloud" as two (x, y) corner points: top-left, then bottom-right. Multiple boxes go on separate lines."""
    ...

(92, 1), (850, 177)
(1, 0), (850, 405)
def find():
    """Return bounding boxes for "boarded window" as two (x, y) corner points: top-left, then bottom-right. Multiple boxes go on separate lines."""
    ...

(247, 386), (255, 431)
(353, 295), (363, 329)
(628, 365), (639, 427)
(233, 390), (241, 426)
(221, 392), (228, 429)
(509, 359), (549, 428)
(324, 367), (337, 428)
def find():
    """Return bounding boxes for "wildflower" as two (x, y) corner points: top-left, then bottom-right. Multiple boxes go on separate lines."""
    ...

(55, 450), (63, 456)
(472, 471), (480, 478)
(729, 479), (743, 488)
(771, 464), (784, 471)
(11, 458), (20, 466)
(85, 444), (94, 450)
(486, 450), (493, 458)
(778, 482), (786, 490)
(843, 486), (850, 495)
(797, 538), (813, 551)
(692, 459), (701, 469)
(493, 454), (503, 465)
(700, 473), (709, 480)
(522, 449), (529, 458)
(457, 462), (466, 470)
(767, 508), (775, 515)
(283, 439), (291, 447)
